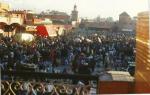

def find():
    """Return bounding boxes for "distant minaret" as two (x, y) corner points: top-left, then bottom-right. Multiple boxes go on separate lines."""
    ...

(74, 4), (77, 11)
(71, 4), (78, 21)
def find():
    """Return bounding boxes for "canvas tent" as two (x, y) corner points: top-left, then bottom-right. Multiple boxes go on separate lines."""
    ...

(36, 25), (64, 37)
(36, 25), (49, 37)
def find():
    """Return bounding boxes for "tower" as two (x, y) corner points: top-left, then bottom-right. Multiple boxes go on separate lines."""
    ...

(119, 12), (132, 31)
(71, 4), (78, 21)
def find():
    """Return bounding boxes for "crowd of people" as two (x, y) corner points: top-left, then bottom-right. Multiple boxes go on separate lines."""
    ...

(0, 29), (135, 75)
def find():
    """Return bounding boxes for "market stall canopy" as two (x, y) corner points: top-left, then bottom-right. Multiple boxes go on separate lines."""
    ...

(36, 25), (49, 37)
(36, 25), (64, 37)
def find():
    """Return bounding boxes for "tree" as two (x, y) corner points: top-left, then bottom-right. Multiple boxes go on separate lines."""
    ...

(106, 17), (113, 22)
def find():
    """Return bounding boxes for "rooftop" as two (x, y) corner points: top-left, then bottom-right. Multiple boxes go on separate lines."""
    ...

(100, 71), (134, 82)
(120, 12), (130, 16)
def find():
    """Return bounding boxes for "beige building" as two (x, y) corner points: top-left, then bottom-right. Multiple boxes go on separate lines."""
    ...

(0, 3), (26, 36)
(0, 2), (25, 25)
(0, 2), (10, 25)
(119, 12), (135, 31)
(0, 2), (10, 12)
(9, 10), (26, 25)
(119, 12), (131, 25)
(0, 2), (10, 31)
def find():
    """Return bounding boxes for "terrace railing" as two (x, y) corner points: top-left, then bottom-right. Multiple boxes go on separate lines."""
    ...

(1, 70), (99, 95)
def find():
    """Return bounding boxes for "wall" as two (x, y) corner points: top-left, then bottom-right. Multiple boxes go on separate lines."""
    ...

(99, 81), (134, 94)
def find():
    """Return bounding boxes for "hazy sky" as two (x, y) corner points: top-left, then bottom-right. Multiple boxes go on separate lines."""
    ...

(1, 0), (149, 20)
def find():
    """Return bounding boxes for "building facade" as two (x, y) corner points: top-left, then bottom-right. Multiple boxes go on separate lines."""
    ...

(0, 3), (26, 36)
(135, 12), (150, 93)
(0, 2), (10, 25)
(119, 12), (135, 32)
(79, 19), (113, 31)
(9, 10), (26, 25)
(38, 11), (70, 25)
(119, 12), (131, 25)
(0, 2), (10, 12)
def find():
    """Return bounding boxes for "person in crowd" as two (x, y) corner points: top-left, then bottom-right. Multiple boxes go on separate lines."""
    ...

(0, 30), (135, 74)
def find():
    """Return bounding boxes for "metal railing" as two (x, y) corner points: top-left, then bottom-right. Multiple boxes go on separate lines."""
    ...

(1, 70), (99, 95)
